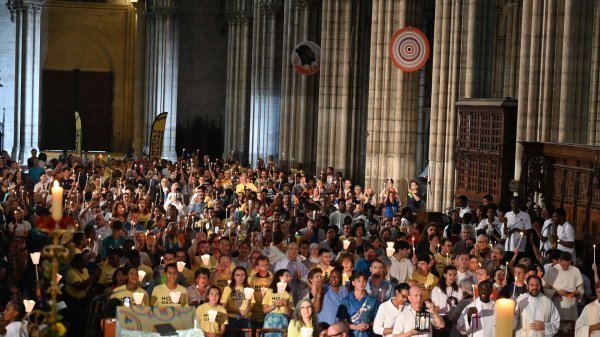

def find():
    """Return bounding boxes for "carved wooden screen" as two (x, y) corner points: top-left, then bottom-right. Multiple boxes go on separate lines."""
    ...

(520, 143), (600, 242)
(455, 99), (517, 207)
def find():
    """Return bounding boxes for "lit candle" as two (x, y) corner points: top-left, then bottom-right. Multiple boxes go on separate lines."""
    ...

(51, 181), (63, 221)
(437, 243), (440, 253)
(594, 244), (596, 265)
(472, 284), (475, 296)
(495, 299), (516, 337)
(516, 231), (524, 249)
(412, 237), (415, 255)
(446, 253), (449, 264)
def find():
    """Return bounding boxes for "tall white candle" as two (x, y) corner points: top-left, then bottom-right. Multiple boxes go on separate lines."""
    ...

(594, 244), (596, 265)
(51, 181), (63, 222)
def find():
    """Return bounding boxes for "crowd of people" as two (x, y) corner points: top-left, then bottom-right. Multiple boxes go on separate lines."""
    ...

(0, 147), (598, 337)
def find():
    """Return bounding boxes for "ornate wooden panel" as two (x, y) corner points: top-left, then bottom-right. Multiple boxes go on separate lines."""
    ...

(455, 99), (517, 207)
(520, 142), (600, 243)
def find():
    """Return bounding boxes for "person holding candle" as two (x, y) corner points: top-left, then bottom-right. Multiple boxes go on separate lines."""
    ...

(391, 285), (445, 337)
(366, 259), (393, 303)
(514, 275), (561, 337)
(430, 265), (463, 314)
(262, 269), (294, 337)
(409, 254), (438, 301)
(222, 267), (252, 337)
(196, 286), (228, 337)
(504, 197), (532, 261)
(150, 263), (189, 306)
(499, 263), (528, 299)
(288, 299), (319, 337)
(456, 280), (495, 337)
(110, 266), (149, 306)
(249, 255), (273, 328)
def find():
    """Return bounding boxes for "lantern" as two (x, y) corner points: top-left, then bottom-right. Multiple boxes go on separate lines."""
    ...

(415, 305), (431, 332)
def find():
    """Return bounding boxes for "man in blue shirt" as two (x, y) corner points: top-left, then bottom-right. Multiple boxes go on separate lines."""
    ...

(354, 243), (377, 277)
(337, 271), (379, 337)
(365, 259), (393, 303)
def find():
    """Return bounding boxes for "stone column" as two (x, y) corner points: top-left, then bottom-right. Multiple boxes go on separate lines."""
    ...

(249, 0), (283, 165)
(278, 0), (321, 169)
(427, 0), (465, 211)
(364, 0), (421, 194)
(132, 0), (146, 156)
(144, 0), (179, 160)
(11, 0), (44, 162)
(223, 0), (253, 162)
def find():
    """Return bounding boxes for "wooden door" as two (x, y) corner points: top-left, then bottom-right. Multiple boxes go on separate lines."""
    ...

(42, 70), (113, 151)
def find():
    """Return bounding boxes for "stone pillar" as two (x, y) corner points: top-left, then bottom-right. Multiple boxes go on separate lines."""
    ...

(427, 0), (465, 211)
(144, 0), (179, 160)
(278, 0), (321, 169)
(249, 0), (283, 165)
(223, 0), (253, 162)
(132, 0), (146, 156)
(364, 0), (421, 194)
(11, 0), (44, 162)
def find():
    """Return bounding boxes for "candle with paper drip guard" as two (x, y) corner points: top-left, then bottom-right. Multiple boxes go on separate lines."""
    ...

(177, 261), (186, 273)
(169, 291), (182, 304)
(243, 287), (255, 300)
(133, 292), (145, 305)
(300, 327), (313, 337)
(201, 254), (210, 266)
(207, 309), (219, 333)
(23, 299), (35, 313)
(343, 240), (350, 250)
(56, 274), (62, 283)
(137, 270), (146, 282)
(276, 282), (287, 294)
(30, 252), (41, 281)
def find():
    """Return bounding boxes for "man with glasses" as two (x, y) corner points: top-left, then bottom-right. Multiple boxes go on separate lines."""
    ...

(373, 283), (410, 337)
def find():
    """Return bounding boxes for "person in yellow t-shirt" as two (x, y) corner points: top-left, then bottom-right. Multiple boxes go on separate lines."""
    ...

(196, 286), (228, 337)
(98, 249), (122, 286)
(210, 255), (234, 292)
(409, 254), (438, 300)
(262, 269), (293, 337)
(249, 256), (273, 325)
(316, 249), (334, 283)
(221, 266), (252, 337)
(110, 266), (150, 306)
(287, 299), (318, 337)
(151, 263), (189, 306)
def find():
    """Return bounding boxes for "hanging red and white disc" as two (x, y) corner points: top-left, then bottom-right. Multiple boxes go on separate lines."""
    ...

(388, 27), (430, 72)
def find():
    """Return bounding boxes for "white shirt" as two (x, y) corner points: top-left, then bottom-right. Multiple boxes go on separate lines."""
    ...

(557, 221), (576, 260)
(373, 299), (403, 337)
(505, 210), (532, 252)
(431, 286), (463, 314)
(476, 218), (500, 237)
(2, 320), (27, 337)
(459, 206), (472, 219)
(540, 218), (554, 255)
(388, 255), (413, 284)
(392, 306), (437, 337)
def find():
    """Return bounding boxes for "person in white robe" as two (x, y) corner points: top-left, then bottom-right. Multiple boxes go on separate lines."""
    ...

(456, 280), (495, 337)
(514, 275), (561, 337)
(543, 252), (584, 324)
(575, 281), (600, 337)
